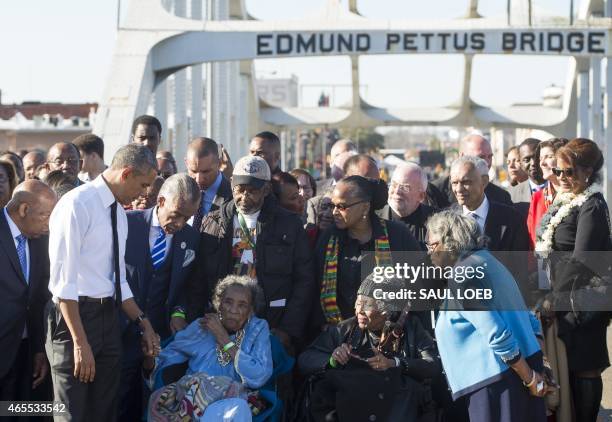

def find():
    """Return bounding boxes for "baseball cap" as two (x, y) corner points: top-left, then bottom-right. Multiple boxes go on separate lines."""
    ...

(232, 156), (271, 189)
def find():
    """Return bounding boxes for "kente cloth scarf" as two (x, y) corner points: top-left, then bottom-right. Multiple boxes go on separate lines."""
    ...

(320, 219), (392, 324)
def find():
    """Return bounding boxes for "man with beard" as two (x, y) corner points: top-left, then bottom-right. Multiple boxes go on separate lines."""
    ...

(188, 156), (313, 350)
(377, 162), (436, 248)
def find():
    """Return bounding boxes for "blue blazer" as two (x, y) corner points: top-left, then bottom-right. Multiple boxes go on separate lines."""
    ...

(123, 208), (199, 340)
(434, 249), (542, 399)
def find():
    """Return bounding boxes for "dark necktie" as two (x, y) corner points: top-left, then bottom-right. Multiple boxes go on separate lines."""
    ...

(192, 191), (205, 231)
(110, 202), (122, 306)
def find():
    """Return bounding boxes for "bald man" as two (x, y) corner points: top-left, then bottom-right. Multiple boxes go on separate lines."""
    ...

(0, 181), (57, 402)
(343, 154), (380, 179)
(185, 137), (232, 231)
(432, 133), (512, 208)
(46, 142), (83, 187)
(377, 162), (437, 247)
(22, 151), (46, 181)
(317, 138), (357, 193)
(306, 150), (358, 227)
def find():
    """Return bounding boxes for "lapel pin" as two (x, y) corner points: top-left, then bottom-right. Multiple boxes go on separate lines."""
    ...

(181, 242), (186, 249)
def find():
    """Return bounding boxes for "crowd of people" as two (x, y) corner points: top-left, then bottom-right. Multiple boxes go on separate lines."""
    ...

(0, 115), (610, 422)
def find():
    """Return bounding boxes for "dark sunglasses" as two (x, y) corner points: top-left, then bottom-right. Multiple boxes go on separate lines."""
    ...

(552, 167), (574, 177)
(332, 200), (367, 211)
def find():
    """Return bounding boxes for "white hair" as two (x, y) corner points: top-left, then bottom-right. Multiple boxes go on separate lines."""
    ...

(393, 162), (428, 191)
(426, 210), (486, 255)
(450, 155), (489, 177)
(158, 173), (200, 205)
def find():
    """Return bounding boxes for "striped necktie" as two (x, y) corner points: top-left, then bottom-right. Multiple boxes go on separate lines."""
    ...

(151, 227), (166, 270)
(16, 234), (28, 283)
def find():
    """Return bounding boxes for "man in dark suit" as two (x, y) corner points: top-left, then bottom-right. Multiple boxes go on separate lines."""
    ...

(450, 156), (529, 296)
(450, 155), (528, 250)
(433, 133), (512, 208)
(0, 180), (56, 403)
(185, 137), (232, 231)
(509, 138), (545, 217)
(119, 173), (200, 422)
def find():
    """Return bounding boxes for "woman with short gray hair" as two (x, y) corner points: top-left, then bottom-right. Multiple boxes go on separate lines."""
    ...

(425, 210), (552, 422)
(426, 209), (485, 257)
(145, 275), (272, 421)
(211, 274), (264, 316)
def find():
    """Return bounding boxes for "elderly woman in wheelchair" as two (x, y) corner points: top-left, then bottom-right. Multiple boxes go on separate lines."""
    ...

(144, 275), (275, 421)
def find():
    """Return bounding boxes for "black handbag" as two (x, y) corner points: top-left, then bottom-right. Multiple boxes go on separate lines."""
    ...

(567, 272), (612, 327)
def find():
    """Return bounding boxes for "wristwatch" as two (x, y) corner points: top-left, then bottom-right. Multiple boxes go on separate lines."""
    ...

(134, 313), (147, 325)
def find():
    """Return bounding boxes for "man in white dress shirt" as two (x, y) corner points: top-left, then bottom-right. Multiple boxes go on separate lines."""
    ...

(47, 144), (161, 422)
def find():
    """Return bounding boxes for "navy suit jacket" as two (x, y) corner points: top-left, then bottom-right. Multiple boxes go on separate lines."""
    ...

(0, 210), (50, 378)
(123, 208), (199, 341)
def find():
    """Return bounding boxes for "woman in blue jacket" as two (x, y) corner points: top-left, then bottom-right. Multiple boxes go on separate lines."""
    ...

(425, 210), (552, 422)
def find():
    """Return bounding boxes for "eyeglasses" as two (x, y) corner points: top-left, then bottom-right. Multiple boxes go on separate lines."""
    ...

(552, 167), (574, 178)
(332, 200), (367, 211)
(389, 181), (414, 194)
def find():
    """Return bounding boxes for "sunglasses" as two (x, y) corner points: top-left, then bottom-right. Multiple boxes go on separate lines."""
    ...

(552, 167), (574, 177)
(332, 200), (367, 211)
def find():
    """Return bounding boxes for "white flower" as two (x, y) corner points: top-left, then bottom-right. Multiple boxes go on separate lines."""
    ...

(535, 184), (602, 258)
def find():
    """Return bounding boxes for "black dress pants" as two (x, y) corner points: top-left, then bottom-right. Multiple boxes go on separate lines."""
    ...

(45, 300), (121, 422)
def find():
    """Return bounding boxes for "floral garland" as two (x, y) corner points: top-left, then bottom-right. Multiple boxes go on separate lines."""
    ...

(535, 184), (601, 258)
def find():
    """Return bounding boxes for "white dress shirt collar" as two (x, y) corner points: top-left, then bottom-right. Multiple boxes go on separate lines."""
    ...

(4, 207), (23, 240)
(151, 206), (161, 228)
(462, 195), (489, 232)
(4, 207), (30, 287)
(92, 175), (117, 208)
(528, 179), (546, 193)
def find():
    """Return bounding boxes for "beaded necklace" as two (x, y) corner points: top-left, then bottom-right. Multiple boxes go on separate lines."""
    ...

(216, 329), (245, 366)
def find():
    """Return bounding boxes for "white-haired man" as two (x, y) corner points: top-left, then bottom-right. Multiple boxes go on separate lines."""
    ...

(118, 173), (201, 421)
(434, 134), (512, 208)
(450, 155), (528, 252)
(378, 162), (436, 248)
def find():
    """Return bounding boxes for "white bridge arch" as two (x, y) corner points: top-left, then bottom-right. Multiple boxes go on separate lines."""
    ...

(94, 0), (612, 200)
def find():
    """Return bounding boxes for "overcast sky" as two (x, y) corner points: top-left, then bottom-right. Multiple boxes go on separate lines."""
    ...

(0, 0), (575, 108)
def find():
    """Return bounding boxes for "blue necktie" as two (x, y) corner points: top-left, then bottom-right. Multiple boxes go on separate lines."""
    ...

(151, 227), (166, 270)
(16, 234), (28, 283)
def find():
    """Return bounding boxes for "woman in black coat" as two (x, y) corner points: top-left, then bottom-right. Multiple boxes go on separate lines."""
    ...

(311, 175), (423, 330)
(535, 138), (612, 422)
(299, 275), (441, 422)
